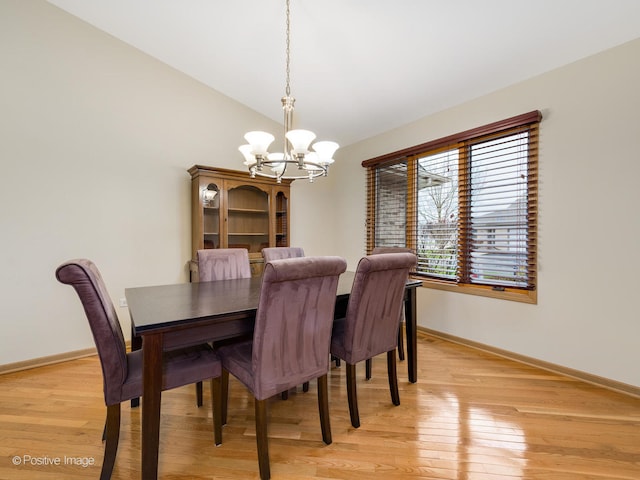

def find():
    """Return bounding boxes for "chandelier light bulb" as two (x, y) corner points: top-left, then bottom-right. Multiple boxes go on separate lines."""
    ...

(267, 152), (285, 173)
(244, 131), (275, 156)
(302, 152), (323, 171)
(238, 144), (256, 166)
(285, 129), (316, 155)
(312, 141), (339, 165)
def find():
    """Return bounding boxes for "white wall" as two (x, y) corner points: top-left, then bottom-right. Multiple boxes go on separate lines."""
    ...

(318, 37), (640, 388)
(3, 1), (639, 390)
(0, 0), (280, 365)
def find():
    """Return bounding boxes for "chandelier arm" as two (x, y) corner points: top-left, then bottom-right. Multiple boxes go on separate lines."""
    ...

(251, 167), (326, 183)
(254, 158), (327, 179)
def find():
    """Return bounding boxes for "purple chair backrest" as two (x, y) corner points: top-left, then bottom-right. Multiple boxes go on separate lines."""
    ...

(343, 252), (416, 363)
(371, 247), (417, 271)
(262, 247), (305, 262)
(55, 259), (128, 405)
(251, 256), (346, 400)
(371, 247), (413, 254)
(197, 248), (251, 281)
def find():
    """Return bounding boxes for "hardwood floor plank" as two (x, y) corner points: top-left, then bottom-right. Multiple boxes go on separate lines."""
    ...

(0, 335), (639, 479)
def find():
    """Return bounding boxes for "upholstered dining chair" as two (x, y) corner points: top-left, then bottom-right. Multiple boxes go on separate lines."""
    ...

(215, 256), (347, 480)
(55, 259), (222, 480)
(261, 246), (305, 262)
(197, 247), (252, 282)
(369, 246), (417, 377)
(261, 246), (307, 398)
(192, 247), (253, 405)
(330, 252), (416, 428)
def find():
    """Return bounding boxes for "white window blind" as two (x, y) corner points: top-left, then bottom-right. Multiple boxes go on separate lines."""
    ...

(461, 130), (535, 288)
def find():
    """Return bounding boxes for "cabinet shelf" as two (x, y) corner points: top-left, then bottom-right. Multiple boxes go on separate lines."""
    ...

(229, 232), (268, 236)
(228, 208), (268, 214)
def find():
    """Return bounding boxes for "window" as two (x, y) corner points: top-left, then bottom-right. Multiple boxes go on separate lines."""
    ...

(364, 111), (541, 303)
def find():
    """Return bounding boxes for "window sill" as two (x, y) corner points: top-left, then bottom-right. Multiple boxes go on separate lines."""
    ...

(413, 277), (537, 304)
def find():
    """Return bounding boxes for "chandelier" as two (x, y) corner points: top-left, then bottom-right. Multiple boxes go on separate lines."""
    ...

(238, 0), (339, 183)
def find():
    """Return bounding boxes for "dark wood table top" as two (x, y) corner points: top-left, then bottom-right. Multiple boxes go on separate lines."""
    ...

(126, 272), (422, 335)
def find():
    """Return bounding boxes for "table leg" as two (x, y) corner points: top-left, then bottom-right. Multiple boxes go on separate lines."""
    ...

(142, 332), (163, 480)
(404, 288), (418, 383)
(131, 325), (142, 408)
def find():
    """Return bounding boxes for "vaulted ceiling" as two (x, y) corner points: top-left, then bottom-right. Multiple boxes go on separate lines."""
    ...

(48, 0), (640, 147)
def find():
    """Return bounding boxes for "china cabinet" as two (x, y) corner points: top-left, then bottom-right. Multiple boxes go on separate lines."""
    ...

(189, 165), (292, 277)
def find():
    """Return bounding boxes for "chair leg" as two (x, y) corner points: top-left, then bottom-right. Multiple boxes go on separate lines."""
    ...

(255, 398), (271, 480)
(316, 374), (332, 444)
(387, 350), (400, 406)
(221, 369), (229, 425)
(281, 389), (289, 400)
(346, 363), (360, 428)
(210, 377), (222, 446)
(365, 358), (372, 380)
(101, 403), (121, 480)
(196, 381), (203, 407)
(303, 381), (310, 393)
(332, 354), (341, 367)
(397, 323), (405, 361)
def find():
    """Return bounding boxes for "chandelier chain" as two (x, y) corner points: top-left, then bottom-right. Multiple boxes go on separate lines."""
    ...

(285, 0), (291, 98)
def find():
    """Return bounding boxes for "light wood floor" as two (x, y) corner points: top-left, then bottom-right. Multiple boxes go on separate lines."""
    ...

(1, 333), (639, 479)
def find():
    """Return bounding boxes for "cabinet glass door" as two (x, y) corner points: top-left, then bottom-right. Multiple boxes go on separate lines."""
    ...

(202, 182), (221, 249)
(275, 190), (289, 247)
(227, 184), (269, 254)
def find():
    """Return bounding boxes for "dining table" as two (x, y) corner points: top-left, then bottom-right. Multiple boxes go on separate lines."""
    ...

(125, 271), (422, 480)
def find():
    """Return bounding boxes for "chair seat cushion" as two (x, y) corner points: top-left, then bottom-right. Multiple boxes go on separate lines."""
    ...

(118, 345), (221, 404)
(218, 338), (326, 401)
(216, 340), (255, 393)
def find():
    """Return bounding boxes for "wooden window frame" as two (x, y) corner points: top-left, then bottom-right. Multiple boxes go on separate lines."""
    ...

(363, 111), (541, 304)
